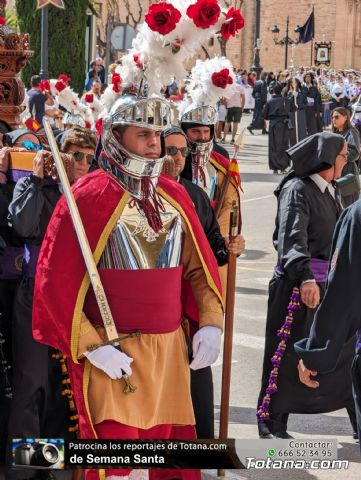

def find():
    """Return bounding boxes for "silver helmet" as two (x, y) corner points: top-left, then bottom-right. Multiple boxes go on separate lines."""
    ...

(181, 103), (217, 127)
(101, 95), (172, 198)
(62, 112), (86, 128)
(180, 103), (216, 172)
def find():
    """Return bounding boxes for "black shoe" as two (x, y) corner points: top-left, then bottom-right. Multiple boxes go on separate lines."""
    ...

(274, 431), (294, 439)
(272, 170), (279, 175)
(259, 432), (275, 439)
(262, 129), (269, 135)
(353, 431), (358, 440)
(247, 126), (254, 135)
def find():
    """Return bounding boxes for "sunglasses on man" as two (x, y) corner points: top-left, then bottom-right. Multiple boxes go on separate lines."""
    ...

(166, 146), (189, 158)
(72, 151), (95, 165)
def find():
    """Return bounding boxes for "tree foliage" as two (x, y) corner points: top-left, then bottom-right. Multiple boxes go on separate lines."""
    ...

(15, 0), (91, 93)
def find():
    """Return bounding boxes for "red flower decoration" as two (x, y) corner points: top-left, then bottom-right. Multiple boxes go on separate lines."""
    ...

(211, 68), (233, 89)
(58, 74), (71, 85)
(133, 54), (143, 69)
(95, 118), (103, 136)
(85, 121), (92, 129)
(145, 2), (181, 35)
(54, 80), (66, 92)
(221, 8), (245, 40)
(0, 16), (6, 26)
(84, 93), (94, 103)
(187, 0), (221, 29)
(39, 80), (50, 92)
(112, 73), (122, 93)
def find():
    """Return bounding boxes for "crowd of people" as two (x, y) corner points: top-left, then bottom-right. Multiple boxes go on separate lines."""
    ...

(1, 3), (361, 478)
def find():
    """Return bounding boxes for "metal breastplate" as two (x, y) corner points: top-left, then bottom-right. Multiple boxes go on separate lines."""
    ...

(192, 160), (217, 200)
(99, 198), (183, 270)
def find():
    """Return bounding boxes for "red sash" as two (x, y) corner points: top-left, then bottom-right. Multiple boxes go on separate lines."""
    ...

(84, 266), (183, 333)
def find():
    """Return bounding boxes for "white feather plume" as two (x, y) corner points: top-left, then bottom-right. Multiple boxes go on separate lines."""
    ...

(82, 94), (105, 121)
(100, 85), (121, 112)
(117, 0), (227, 95)
(188, 56), (236, 106)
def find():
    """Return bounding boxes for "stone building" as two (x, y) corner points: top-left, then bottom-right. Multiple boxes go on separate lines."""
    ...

(92, 0), (361, 73)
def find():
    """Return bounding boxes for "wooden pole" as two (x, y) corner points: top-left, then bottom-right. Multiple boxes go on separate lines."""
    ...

(217, 201), (241, 477)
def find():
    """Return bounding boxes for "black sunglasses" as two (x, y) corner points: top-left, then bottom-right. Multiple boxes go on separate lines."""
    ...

(166, 146), (189, 157)
(72, 151), (95, 165)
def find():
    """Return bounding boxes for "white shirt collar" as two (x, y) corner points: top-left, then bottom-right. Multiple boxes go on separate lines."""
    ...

(310, 173), (335, 198)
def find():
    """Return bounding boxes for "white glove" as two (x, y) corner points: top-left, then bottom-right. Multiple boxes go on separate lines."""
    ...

(84, 345), (133, 380)
(190, 326), (222, 371)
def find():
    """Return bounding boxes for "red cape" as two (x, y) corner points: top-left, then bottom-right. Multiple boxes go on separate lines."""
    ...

(32, 169), (223, 438)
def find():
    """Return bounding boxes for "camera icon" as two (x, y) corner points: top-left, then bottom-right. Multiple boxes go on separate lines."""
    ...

(13, 439), (63, 468)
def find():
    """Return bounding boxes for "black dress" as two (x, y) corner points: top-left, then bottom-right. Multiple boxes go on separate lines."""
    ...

(286, 89), (308, 146)
(257, 174), (355, 435)
(295, 201), (361, 454)
(304, 84), (322, 136)
(263, 94), (293, 171)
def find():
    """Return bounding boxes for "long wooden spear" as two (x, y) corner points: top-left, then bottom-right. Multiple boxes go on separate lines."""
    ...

(217, 204), (242, 476)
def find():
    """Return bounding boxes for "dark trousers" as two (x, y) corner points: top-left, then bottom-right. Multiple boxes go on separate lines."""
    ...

(191, 367), (214, 438)
(249, 99), (266, 130)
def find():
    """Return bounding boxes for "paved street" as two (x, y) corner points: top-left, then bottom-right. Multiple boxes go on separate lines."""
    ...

(205, 113), (361, 479)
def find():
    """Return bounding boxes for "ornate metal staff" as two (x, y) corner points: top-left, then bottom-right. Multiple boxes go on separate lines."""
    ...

(43, 118), (136, 394)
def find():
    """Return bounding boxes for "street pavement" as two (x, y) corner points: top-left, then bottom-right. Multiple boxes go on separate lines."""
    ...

(204, 113), (361, 479)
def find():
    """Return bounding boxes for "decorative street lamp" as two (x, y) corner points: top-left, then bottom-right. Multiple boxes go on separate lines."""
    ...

(37, 0), (65, 80)
(271, 16), (300, 70)
(251, 0), (262, 78)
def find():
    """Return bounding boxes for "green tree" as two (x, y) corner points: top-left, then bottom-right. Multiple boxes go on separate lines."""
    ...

(15, 0), (93, 93)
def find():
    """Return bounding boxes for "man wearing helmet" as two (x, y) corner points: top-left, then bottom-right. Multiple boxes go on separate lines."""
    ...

(180, 105), (241, 298)
(32, 94), (224, 480)
(180, 105), (240, 246)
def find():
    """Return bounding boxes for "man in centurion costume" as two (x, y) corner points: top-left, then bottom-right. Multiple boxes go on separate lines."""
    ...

(32, 91), (224, 480)
(179, 59), (241, 266)
(162, 125), (244, 439)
